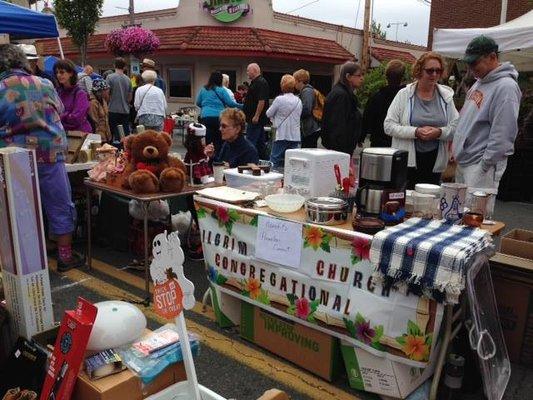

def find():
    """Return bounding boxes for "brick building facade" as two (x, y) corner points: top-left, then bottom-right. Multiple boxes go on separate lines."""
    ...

(428, 0), (531, 46)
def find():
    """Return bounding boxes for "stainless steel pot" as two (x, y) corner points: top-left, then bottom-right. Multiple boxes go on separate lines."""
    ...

(305, 197), (349, 225)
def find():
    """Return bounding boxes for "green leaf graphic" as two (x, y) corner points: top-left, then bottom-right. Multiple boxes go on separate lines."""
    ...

(197, 207), (207, 219)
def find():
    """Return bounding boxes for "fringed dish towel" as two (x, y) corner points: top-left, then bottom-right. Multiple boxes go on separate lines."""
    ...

(370, 218), (494, 304)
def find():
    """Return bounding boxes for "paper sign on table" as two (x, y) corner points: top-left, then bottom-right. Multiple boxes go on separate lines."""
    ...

(255, 216), (303, 269)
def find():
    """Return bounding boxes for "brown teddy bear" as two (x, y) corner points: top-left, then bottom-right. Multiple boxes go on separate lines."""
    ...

(122, 130), (187, 194)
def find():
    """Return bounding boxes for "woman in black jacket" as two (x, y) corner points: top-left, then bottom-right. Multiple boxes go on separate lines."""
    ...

(321, 61), (364, 156)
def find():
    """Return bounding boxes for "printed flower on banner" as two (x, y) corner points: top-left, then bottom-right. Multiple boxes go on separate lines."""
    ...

(351, 237), (371, 264)
(249, 215), (258, 227)
(344, 313), (384, 350)
(256, 289), (271, 305)
(286, 294), (320, 323)
(396, 320), (432, 362)
(207, 265), (227, 286)
(212, 206), (240, 235)
(242, 278), (261, 300)
(303, 225), (333, 252)
(196, 207), (208, 219)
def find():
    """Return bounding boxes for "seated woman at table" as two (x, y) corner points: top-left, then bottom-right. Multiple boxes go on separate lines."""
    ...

(204, 108), (258, 168)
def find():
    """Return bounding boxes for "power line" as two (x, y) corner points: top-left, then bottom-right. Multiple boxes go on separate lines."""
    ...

(286, 0), (320, 15)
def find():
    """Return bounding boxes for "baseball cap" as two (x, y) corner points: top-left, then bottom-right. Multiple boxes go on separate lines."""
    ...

(142, 58), (156, 68)
(461, 35), (499, 64)
(17, 44), (39, 60)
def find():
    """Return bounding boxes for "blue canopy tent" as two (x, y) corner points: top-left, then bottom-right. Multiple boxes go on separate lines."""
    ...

(0, 0), (63, 57)
(44, 56), (102, 79)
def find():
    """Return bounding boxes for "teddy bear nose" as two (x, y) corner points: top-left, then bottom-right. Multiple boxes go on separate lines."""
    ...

(143, 146), (159, 158)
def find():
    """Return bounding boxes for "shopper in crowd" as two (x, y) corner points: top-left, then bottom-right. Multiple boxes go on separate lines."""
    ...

(134, 70), (167, 132)
(17, 44), (57, 87)
(452, 36), (521, 190)
(0, 44), (83, 272)
(77, 64), (94, 95)
(243, 63), (270, 159)
(266, 74), (302, 168)
(222, 73), (236, 101)
(130, 73), (143, 130)
(89, 79), (112, 143)
(293, 68), (321, 148)
(54, 59), (92, 133)
(204, 108), (258, 168)
(235, 84), (247, 103)
(384, 52), (459, 189)
(142, 58), (166, 93)
(106, 57), (132, 139)
(321, 61), (364, 157)
(363, 59), (406, 148)
(196, 71), (242, 157)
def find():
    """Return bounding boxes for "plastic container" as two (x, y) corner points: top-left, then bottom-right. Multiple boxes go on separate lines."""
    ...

(223, 167), (283, 189)
(412, 192), (435, 219)
(145, 381), (226, 400)
(265, 193), (305, 213)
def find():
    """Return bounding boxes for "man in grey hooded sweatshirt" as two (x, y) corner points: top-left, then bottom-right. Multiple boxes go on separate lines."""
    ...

(453, 35), (521, 190)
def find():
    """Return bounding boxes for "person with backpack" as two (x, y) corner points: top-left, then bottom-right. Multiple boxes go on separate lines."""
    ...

(293, 69), (322, 148)
(321, 61), (364, 156)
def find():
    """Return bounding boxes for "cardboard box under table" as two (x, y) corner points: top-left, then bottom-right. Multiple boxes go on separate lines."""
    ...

(500, 229), (533, 260)
(490, 252), (533, 366)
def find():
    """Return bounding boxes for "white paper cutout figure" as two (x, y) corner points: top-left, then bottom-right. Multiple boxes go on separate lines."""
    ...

(150, 231), (196, 310)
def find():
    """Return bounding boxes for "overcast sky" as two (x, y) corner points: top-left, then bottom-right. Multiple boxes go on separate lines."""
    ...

(46, 0), (432, 46)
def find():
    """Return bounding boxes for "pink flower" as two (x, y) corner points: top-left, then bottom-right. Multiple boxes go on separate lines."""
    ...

(352, 237), (371, 260)
(216, 207), (230, 224)
(295, 298), (311, 319)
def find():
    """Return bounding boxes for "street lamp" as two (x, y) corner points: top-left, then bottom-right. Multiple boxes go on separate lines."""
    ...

(386, 21), (408, 41)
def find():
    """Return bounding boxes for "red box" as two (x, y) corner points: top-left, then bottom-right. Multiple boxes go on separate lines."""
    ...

(40, 298), (97, 400)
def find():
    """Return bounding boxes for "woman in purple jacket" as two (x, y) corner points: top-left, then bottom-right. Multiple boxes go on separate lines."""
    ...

(54, 59), (92, 133)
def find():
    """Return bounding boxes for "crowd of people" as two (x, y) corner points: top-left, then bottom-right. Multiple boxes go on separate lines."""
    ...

(0, 34), (523, 269)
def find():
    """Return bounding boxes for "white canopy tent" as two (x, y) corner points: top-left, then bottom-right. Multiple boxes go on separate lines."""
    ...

(432, 10), (533, 71)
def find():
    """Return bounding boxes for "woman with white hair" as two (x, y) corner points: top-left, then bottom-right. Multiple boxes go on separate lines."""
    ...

(134, 70), (167, 131)
(222, 73), (236, 101)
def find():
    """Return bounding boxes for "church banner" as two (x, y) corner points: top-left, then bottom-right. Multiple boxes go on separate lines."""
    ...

(195, 197), (444, 367)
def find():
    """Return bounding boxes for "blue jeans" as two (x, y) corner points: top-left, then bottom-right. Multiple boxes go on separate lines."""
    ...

(246, 123), (266, 159)
(270, 140), (300, 168)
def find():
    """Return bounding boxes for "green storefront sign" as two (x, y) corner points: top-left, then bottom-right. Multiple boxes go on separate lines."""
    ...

(202, 0), (251, 23)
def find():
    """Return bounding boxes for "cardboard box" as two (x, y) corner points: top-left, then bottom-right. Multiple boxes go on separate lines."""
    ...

(0, 148), (54, 340)
(240, 301), (343, 381)
(341, 341), (437, 399)
(500, 229), (533, 260)
(73, 361), (186, 400)
(490, 252), (533, 366)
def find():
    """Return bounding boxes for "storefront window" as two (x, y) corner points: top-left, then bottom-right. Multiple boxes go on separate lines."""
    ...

(168, 67), (192, 98)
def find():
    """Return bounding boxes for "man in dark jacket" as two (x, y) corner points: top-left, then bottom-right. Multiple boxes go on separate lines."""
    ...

(321, 61), (364, 156)
(294, 69), (321, 148)
(362, 59), (405, 147)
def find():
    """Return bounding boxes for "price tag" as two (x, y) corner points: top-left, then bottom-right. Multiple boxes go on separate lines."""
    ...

(255, 216), (302, 269)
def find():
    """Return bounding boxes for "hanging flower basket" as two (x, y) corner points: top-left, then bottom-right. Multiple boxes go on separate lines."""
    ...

(105, 26), (160, 58)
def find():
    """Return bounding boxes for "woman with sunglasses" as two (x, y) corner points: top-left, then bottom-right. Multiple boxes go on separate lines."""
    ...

(384, 52), (459, 188)
(204, 108), (258, 168)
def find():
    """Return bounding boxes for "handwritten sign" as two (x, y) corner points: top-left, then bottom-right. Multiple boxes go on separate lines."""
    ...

(255, 216), (302, 269)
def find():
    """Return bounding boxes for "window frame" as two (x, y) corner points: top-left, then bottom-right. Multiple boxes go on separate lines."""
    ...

(166, 65), (195, 102)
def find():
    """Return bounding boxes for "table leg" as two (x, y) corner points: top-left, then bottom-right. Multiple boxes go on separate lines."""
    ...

(430, 304), (453, 400)
(143, 201), (150, 304)
(86, 185), (92, 270)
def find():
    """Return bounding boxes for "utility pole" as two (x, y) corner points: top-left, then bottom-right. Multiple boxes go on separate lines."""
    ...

(361, 0), (372, 71)
(129, 0), (135, 26)
(500, 0), (508, 23)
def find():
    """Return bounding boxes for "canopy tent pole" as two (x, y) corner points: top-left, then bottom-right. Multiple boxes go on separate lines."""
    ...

(56, 37), (64, 59)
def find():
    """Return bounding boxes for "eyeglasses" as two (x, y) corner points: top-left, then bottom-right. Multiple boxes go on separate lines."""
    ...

(423, 68), (443, 75)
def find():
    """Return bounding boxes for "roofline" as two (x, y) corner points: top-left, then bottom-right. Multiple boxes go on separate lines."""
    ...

(372, 37), (427, 52)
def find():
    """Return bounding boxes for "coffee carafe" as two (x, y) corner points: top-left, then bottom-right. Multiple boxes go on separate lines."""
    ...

(357, 148), (408, 224)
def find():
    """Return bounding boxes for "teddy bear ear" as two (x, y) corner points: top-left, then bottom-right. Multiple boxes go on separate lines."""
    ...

(161, 132), (172, 147)
(123, 134), (135, 149)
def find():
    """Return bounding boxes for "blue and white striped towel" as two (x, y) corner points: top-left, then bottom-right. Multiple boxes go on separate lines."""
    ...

(370, 218), (494, 304)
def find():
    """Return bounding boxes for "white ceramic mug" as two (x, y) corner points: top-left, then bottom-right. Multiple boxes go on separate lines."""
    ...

(440, 183), (467, 223)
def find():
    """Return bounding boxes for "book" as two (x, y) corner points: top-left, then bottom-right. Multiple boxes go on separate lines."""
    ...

(84, 349), (126, 380)
(131, 329), (180, 357)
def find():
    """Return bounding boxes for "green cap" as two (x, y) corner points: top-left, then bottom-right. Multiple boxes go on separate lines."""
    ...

(462, 35), (499, 64)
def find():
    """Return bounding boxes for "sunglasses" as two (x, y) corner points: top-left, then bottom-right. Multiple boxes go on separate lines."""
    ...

(424, 68), (443, 75)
